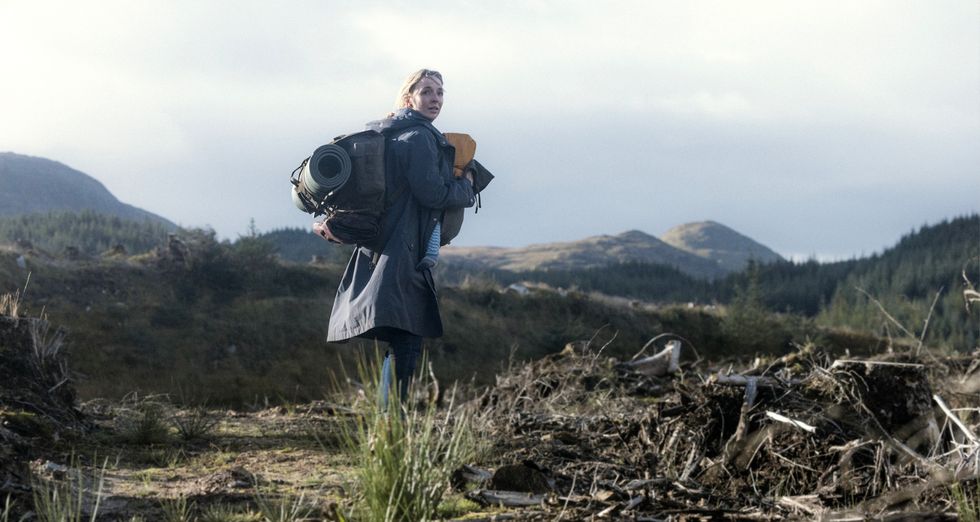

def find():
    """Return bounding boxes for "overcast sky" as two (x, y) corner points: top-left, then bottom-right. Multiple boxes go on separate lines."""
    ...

(1, 1), (977, 260)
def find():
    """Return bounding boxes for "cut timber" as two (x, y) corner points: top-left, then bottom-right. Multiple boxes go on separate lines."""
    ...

(708, 374), (797, 388)
(468, 489), (546, 507)
(622, 340), (681, 376)
(777, 495), (825, 517)
(766, 411), (817, 434)
(451, 464), (493, 490)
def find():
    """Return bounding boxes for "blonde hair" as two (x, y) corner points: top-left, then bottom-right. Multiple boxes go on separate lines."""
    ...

(394, 69), (444, 110)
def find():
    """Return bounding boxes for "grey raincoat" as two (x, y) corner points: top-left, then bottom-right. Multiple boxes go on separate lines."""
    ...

(326, 109), (475, 343)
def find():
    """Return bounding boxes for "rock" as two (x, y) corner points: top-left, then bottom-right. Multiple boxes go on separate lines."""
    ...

(196, 466), (259, 494)
(488, 462), (552, 494)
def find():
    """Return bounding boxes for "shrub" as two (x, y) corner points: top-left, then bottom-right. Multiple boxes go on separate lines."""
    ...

(115, 394), (172, 445)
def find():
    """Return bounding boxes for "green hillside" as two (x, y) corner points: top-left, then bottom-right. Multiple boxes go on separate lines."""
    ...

(0, 210), (174, 256)
(816, 215), (980, 349)
(1, 229), (854, 406)
(2, 215), (975, 405)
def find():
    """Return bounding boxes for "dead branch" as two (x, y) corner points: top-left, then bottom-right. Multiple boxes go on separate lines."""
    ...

(933, 394), (979, 444)
(915, 288), (944, 356)
(856, 287), (916, 339)
(765, 411), (817, 434)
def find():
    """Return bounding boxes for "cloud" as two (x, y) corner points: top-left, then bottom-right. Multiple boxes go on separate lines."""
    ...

(0, 1), (976, 257)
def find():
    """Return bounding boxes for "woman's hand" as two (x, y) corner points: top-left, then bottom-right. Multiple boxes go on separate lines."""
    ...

(313, 220), (342, 243)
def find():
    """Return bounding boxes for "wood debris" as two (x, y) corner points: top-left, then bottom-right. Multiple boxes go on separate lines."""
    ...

(468, 338), (980, 519)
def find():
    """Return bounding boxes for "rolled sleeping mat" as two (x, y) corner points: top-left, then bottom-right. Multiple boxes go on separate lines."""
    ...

(291, 143), (353, 213)
(299, 143), (352, 200)
(305, 143), (352, 194)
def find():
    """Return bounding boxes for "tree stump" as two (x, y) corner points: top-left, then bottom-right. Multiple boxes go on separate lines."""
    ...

(830, 359), (938, 448)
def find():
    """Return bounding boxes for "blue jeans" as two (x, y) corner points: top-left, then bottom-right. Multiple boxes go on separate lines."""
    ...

(380, 330), (422, 406)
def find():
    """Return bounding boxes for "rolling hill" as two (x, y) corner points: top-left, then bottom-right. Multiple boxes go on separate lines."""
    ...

(661, 220), (784, 272)
(0, 152), (175, 228)
(439, 226), (781, 279)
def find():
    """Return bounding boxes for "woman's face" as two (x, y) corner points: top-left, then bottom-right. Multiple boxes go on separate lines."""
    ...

(408, 76), (444, 121)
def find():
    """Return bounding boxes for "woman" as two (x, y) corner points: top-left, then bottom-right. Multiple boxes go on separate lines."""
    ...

(315, 69), (475, 400)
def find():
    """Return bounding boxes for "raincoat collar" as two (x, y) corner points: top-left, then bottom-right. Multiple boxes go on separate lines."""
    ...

(367, 109), (448, 146)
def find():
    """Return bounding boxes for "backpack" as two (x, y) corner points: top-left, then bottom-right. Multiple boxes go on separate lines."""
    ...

(291, 127), (493, 249)
(290, 130), (387, 245)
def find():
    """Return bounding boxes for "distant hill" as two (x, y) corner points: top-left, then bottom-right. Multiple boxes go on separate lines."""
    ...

(266, 224), (783, 279)
(661, 221), (784, 272)
(441, 230), (729, 279)
(0, 152), (175, 228)
(441, 228), (771, 279)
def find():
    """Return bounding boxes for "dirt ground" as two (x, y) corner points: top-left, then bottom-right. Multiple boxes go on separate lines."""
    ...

(11, 402), (353, 520)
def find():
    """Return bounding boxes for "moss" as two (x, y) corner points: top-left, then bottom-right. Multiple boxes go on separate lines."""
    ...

(0, 409), (54, 440)
(436, 496), (484, 519)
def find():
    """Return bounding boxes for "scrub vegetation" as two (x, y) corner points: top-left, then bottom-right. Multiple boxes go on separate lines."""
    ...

(6, 215), (975, 404)
(0, 212), (977, 518)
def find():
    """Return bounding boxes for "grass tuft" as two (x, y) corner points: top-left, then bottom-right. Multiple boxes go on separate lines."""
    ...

(1, 494), (22, 522)
(160, 495), (195, 522)
(116, 394), (172, 445)
(0, 291), (21, 318)
(253, 487), (315, 521)
(172, 405), (220, 441)
(952, 480), (980, 522)
(337, 350), (477, 522)
(30, 459), (106, 522)
(198, 503), (261, 522)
